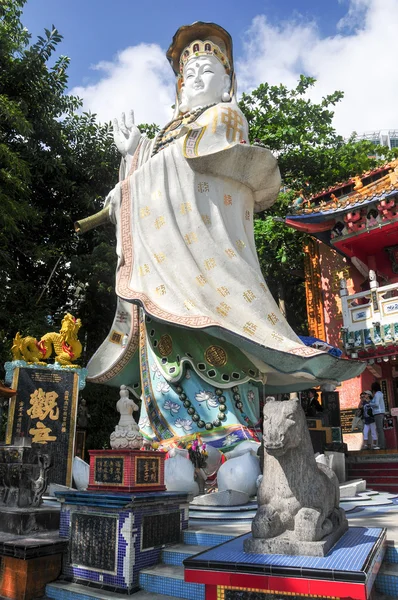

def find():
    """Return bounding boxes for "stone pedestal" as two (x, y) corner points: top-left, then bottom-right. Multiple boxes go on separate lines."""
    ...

(0, 506), (59, 536)
(87, 449), (166, 492)
(185, 527), (387, 600)
(56, 489), (191, 594)
(0, 531), (66, 600)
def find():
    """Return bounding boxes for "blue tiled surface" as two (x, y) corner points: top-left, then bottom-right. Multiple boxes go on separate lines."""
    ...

(46, 584), (96, 600)
(55, 489), (190, 508)
(162, 549), (192, 566)
(186, 527), (384, 575)
(386, 544), (398, 563)
(376, 573), (398, 597)
(139, 572), (204, 600)
(183, 530), (234, 546)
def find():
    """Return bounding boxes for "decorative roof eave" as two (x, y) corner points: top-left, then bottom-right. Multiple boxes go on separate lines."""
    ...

(308, 163), (393, 203)
(286, 187), (398, 224)
(290, 159), (398, 217)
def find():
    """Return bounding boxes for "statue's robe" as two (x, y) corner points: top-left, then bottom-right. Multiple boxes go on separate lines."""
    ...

(86, 102), (364, 448)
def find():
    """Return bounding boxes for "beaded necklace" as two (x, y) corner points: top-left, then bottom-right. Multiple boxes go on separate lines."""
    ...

(151, 103), (216, 157)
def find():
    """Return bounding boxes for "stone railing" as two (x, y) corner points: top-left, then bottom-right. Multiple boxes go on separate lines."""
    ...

(340, 276), (398, 355)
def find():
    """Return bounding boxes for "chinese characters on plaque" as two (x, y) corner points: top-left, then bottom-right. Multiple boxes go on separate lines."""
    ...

(70, 512), (117, 572)
(7, 367), (79, 486)
(94, 457), (124, 485)
(136, 457), (160, 485)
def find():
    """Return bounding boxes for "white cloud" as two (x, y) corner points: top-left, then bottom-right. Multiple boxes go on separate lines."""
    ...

(71, 43), (175, 126)
(73, 1), (397, 137)
(237, 0), (398, 137)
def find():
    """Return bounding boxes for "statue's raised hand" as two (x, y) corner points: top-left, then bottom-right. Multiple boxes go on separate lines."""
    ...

(113, 110), (141, 157)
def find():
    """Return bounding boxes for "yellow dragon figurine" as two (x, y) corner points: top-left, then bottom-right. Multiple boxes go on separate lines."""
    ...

(11, 313), (82, 368)
(11, 332), (47, 365)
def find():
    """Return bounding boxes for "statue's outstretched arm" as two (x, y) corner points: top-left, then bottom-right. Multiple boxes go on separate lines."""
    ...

(75, 111), (142, 234)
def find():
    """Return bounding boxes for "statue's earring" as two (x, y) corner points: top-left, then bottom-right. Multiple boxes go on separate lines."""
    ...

(179, 101), (188, 113)
(222, 91), (231, 102)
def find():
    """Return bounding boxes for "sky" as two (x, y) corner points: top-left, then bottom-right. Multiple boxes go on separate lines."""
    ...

(22, 0), (397, 137)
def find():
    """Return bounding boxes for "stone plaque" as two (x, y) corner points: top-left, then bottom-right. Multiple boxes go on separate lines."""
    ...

(142, 511), (180, 549)
(94, 456), (124, 485)
(321, 391), (340, 427)
(6, 367), (79, 486)
(70, 512), (117, 572)
(136, 456), (160, 485)
(341, 408), (361, 434)
(224, 591), (329, 600)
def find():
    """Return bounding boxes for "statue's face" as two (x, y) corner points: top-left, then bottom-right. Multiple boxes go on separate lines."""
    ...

(182, 55), (229, 110)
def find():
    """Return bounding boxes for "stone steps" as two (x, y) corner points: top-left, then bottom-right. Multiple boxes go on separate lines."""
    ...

(376, 556), (398, 597)
(161, 543), (210, 565)
(138, 564), (204, 600)
(45, 581), (182, 599)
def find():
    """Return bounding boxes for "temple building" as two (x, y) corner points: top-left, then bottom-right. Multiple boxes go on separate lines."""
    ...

(286, 159), (398, 451)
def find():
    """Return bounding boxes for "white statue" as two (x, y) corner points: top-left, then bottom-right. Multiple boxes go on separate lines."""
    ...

(110, 385), (143, 449)
(82, 22), (365, 450)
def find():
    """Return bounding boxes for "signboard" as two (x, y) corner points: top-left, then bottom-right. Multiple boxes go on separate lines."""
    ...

(70, 512), (117, 572)
(351, 307), (371, 322)
(141, 511), (181, 549)
(6, 367), (79, 486)
(135, 456), (160, 486)
(380, 379), (390, 412)
(341, 408), (362, 434)
(94, 456), (124, 485)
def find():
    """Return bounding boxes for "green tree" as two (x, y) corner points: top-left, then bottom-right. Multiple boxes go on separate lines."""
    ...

(239, 76), (398, 333)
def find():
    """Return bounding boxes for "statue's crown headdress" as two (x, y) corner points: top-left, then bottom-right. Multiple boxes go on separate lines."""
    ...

(167, 22), (233, 78)
(179, 39), (231, 75)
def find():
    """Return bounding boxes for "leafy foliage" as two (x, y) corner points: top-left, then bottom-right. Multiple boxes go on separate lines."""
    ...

(239, 76), (398, 332)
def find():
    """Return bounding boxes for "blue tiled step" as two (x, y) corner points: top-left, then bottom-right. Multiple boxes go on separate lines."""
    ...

(139, 564), (204, 600)
(376, 560), (398, 598)
(189, 509), (256, 520)
(45, 581), (181, 599)
(162, 543), (210, 566)
(183, 528), (237, 546)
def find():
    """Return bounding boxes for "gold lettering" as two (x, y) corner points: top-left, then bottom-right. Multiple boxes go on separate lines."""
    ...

(184, 232), (198, 245)
(225, 248), (236, 259)
(29, 422), (56, 444)
(204, 258), (216, 271)
(236, 239), (246, 251)
(180, 202), (192, 215)
(267, 312), (279, 326)
(201, 214), (211, 226)
(154, 252), (166, 264)
(195, 274), (207, 287)
(197, 182), (209, 193)
(220, 107), (245, 143)
(243, 321), (257, 336)
(140, 206), (151, 218)
(154, 216), (165, 229)
(27, 389), (59, 421)
(217, 286), (230, 297)
(223, 194), (232, 206)
(216, 302), (231, 317)
(155, 284), (166, 296)
(243, 290), (256, 303)
(138, 264), (150, 276)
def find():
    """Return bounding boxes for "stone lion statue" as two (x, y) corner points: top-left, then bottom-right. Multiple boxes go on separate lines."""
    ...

(244, 396), (348, 556)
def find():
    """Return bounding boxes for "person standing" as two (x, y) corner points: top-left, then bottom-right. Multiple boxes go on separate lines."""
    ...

(362, 391), (378, 450)
(370, 382), (386, 450)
